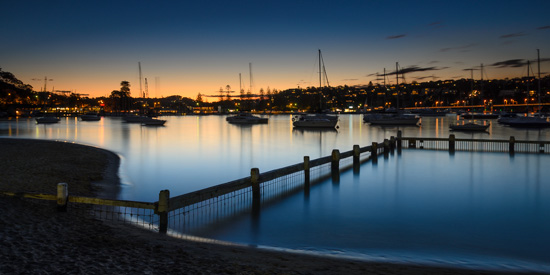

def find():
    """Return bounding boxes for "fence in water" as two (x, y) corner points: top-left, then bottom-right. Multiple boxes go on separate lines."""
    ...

(3, 131), (549, 236)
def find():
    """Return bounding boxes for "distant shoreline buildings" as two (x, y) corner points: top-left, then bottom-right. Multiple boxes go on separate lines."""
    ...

(1, 67), (549, 117)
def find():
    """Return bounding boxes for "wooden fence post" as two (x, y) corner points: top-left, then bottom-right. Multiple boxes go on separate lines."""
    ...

(371, 142), (378, 164)
(158, 189), (170, 234)
(251, 168), (261, 212)
(303, 156), (310, 188)
(57, 182), (68, 212)
(509, 136), (515, 155)
(251, 168), (260, 202)
(383, 139), (390, 158)
(397, 131), (402, 151)
(390, 136), (396, 152)
(331, 149), (340, 174)
(449, 134), (455, 153)
(353, 145), (360, 173)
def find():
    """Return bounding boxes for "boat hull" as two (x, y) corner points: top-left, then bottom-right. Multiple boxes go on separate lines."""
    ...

(449, 124), (489, 131)
(293, 120), (338, 128)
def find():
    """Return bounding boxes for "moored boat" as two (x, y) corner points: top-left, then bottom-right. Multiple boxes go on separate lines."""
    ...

(449, 122), (490, 131)
(500, 116), (550, 128)
(292, 113), (339, 129)
(141, 118), (166, 126)
(35, 115), (60, 124)
(80, 112), (101, 121)
(123, 115), (153, 123)
(226, 113), (268, 124)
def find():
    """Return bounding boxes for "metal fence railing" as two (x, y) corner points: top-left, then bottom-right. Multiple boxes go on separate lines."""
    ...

(398, 132), (550, 154)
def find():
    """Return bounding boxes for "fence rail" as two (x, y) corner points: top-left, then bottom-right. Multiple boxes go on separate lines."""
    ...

(397, 132), (550, 154)
(3, 131), (549, 236)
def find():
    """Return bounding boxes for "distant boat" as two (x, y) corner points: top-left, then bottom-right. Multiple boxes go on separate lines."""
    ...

(292, 49), (339, 129)
(500, 116), (550, 128)
(226, 113), (268, 124)
(80, 112), (101, 121)
(367, 62), (420, 126)
(366, 113), (420, 126)
(499, 50), (550, 128)
(123, 115), (153, 123)
(292, 113), (339, 129)
(449, 122), (490, 131)
(35, 115), (60, 124)
(141, 118), (166, 126)
(460, 112), (499, 119)
(412, 108), (448, 117)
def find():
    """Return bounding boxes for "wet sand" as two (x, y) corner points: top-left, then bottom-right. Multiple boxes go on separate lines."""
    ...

(0, 138), (543, 274)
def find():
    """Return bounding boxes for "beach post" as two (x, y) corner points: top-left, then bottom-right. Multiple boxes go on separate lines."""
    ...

(371, 142), (378, 164)
(353, 145), (360, 173)
(304, 156), (310, 187)
(396, 130), (403, 154)
(390, 136), (396, 152)
(331, 149), (340, 174)
(57, 182), (68, 212)
(251, 168), (260, 201)
(509, 136), (515, 155)
(158, 189), (170, 234)
(383, 139), (390, 158)
(251, 168), (261, 211)
(449, 134), (455, 153)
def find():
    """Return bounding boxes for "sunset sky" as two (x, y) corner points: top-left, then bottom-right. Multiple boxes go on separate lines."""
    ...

(2, 0), (550, 100)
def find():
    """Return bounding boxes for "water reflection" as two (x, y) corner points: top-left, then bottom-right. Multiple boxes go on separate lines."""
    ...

(197, 150), (550, 271)
(1, 115), (550, 270)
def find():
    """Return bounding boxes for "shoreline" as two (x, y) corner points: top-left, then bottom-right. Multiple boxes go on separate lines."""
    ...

(0, 138), (544, 274)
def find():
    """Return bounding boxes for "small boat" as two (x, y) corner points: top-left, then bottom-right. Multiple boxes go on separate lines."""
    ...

(366, 113), (420, 126)
(412, 108), (448, 117)
(123, 115), (153, 123)
(500, 116), (550, 128)
(460, 112), (499, 119)
(226, 113), (268, 124)
(35, 115), (60, 124)
(449, 122), (489, 131)
(292, 113), (339, 129)
(292, 50), (339, 129)
(80, 112), (101, 121)
(141, 118), (166, 126)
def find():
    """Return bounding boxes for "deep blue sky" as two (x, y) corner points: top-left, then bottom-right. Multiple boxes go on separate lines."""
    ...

(2, 0), (550, 99)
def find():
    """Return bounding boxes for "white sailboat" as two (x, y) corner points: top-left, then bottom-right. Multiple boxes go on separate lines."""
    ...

(367, 63), (420, 126)
(292, 49), (339, 129)
(500, 50), (550, 128)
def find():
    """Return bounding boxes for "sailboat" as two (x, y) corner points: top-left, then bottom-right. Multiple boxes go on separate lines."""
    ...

(292, 49), (339, 129)
(499, 50), (550, 128)
(366, 63), (420, 126)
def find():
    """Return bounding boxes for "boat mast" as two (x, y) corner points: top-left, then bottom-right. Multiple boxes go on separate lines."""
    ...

(249, 62), (253, 97)
(537, 49), (541, 109)
(139, 62), (143, 98)
(396, 62), (399, 110)
(319, 49), (322, 88)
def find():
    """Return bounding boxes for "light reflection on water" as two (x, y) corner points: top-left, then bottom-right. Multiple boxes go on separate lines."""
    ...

(197, 150), (550, 271)
(1, 114), (550, 271)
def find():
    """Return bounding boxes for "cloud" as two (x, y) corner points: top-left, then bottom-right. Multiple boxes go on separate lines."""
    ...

(491, 59), (526, 68)
(499, 32), (526, 39)
(386, 34), (406, 39)
(537, 25), (550, 30)
(342, 78), (358, 81)
(440, 43), (477, 52)
(386, 65), (446, 76)
(414, 76), (438, 80)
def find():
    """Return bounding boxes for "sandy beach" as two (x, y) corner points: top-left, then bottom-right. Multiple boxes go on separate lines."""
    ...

(0, 138), (544, 274)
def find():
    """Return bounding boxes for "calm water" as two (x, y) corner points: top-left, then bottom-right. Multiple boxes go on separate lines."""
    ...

(1, 114), (549, 271)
